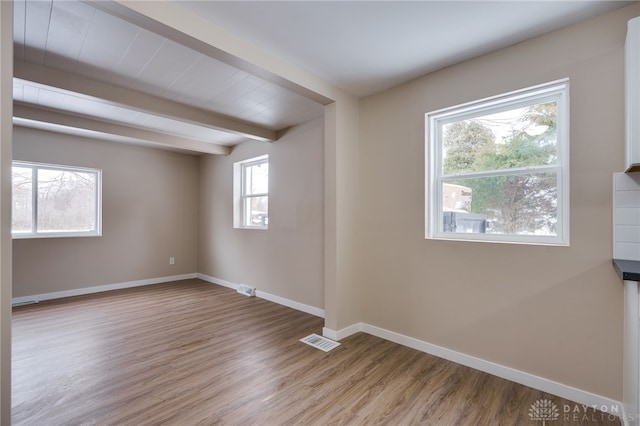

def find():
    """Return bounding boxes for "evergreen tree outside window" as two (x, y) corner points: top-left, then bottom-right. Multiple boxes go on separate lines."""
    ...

(425, 80), (569, 245)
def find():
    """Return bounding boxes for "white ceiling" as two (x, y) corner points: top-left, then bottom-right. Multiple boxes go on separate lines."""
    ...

(12, 0), (637, 154)
(12, 0), (325, 154)
(179, 0), (636, 97)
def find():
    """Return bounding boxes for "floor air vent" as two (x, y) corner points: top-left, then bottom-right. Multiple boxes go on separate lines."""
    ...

(299, 334), (341, 352)
(237, 284), (256, 297)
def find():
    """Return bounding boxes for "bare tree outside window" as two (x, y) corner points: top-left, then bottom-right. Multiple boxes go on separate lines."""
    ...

(12, 166), (33, 233)
(11, 162), (101, 238)
(37, 169), (97, 232)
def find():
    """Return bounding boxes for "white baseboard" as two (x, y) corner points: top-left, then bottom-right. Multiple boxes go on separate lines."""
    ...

(256, 290), (324, 318)
(197, 273), (325, 318)
(323, 323), (360, 341)
(324, 322), (624, 420)
(11, 273), (198, 306)
(197, 273), (238, 290)
(13, 273), (326, 319)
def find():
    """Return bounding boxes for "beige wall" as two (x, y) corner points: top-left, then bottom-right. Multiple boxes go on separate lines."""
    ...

(198, 118), (324, 309)
(12, 127), (199, 298)
(324, 99), (363, 330)
(0, 1), (12, 422)
(356, 4), (640, 400)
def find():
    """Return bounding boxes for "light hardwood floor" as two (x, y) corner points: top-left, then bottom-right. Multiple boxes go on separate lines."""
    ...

(12, 279), (619, 425)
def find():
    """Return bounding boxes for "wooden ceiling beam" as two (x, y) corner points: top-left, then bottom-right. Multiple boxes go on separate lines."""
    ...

(14, 60), (276, 143)
(13, 103), (231, 156)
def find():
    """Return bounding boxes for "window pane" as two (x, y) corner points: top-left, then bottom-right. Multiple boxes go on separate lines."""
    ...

(443, 101), (557, 175)
(12, 166), (33, 233)
(442, 172), (557, 236)
(37, 169), (97, 232)
(244, 162), (269, 195)
(244, 196), (268, 227)
(427, 80), (568, 245)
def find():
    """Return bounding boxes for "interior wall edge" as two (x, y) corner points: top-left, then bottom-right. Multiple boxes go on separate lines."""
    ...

(0, 1), (13, 424)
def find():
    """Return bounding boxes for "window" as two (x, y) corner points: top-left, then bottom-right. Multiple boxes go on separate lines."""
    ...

(233, 155), (269, 229)
(426, 79), (569, 245)
(12, 161), (102, 238)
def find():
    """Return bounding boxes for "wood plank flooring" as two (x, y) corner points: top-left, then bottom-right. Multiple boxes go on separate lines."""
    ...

(12, 279), (620, 425)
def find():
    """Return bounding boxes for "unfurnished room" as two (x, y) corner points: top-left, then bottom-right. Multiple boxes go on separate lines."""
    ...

(2, 1), (640, 425)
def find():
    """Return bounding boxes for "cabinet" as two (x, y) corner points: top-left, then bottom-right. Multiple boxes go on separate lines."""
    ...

(623, 280), (639, 425)
(626, 17), (640, 172)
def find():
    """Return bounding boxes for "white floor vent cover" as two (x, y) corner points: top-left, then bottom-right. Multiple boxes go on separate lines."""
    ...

(299, 334), (341, 352)
(237, 284), (256, 297)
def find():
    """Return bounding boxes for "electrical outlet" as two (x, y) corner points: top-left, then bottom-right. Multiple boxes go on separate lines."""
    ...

(169, 257), (175, 265)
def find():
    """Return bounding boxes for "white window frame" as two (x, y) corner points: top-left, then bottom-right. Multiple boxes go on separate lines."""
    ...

(233, 155), (269, 230)
(425, 79), (570, 246)
(12, 161), (102, 239)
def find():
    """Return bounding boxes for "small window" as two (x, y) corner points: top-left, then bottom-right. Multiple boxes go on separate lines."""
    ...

(233, 155), (269, 229)
(425, 79), (569, 245)
(12, 161), (102, 238)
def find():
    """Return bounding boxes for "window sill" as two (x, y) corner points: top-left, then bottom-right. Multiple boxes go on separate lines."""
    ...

(12, 232), (102, 240)
(426, 234), (569, 247)
(234, 226), (268, 231)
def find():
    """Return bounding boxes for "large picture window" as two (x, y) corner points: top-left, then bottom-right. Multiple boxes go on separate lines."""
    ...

(425, 79), (569, 245)
(12, 161), (102, 238)
(233, 155), (269, 229)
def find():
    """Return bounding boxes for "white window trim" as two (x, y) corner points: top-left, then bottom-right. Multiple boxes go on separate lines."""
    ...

(12, 161), (103, 239)
(425, 79), (570, 246)
(233, 154), (269, 230)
